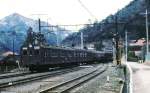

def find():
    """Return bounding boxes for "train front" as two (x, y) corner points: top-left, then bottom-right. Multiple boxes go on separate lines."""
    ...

(20, 27), (46, 71)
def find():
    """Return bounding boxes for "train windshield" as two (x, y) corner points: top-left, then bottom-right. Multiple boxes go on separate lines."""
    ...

(23, 50), (27, 55)
(34, 49), (39, 55)
(22, 47), (28, 55)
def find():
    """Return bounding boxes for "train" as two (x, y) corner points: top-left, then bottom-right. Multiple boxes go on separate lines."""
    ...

(20, 27), (112, 71)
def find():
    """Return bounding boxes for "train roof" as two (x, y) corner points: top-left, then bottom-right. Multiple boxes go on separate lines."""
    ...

(41, 45), (90, 52)
(42, 46), (113, 54)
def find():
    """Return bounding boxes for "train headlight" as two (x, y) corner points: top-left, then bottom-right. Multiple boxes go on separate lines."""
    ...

(29, 44), (32, 48)
(22, 47), (27, 50)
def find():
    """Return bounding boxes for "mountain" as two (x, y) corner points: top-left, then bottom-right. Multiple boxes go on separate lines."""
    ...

(0, 13), (72, 54)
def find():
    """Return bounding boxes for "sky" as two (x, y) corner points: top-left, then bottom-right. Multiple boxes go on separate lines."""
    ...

(0, 0), (133, 25)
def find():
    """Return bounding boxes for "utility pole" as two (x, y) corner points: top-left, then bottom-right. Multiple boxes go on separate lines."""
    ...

(115, 15), (121, 65)
(140, 9), (150, 55)
(12, 31), (15, 62)
(31, 14), (48, 32)
(56, 29), (59, 46)
(146, 9), (149, 55)
(139, 9), (150, 62)
(125, 31), (128, 63)
(13, 34), (15, 60)
(81, 32), (83, 49)
(38, 18), (41, 33)
(112, 38), (116, 64)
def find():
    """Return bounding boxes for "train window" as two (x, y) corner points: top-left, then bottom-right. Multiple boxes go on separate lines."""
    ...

(34, 50), (39, 55)
(44, 52), (47, 57)
(85, 53), (87, 57)
(23, 50), (27, 55)
(29, 50), (33, 55)
(48, 50), (50, 56)
(51, 50), (56, 56)
(77, 53), (79, 57)
(78, 53), (80, 57)
(68, 51), (71, 57)
(80, 53), (82, 57)
(74, 52), (76, 57)
(68, 52), (70, 57)
(61, 51), (63, 57)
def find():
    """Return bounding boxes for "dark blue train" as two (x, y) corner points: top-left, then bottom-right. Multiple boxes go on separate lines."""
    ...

(20, 28), (112, 71)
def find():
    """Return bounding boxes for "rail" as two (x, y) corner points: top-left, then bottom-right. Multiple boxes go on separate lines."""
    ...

(0, 67), (83, 89)
(39, 65), (108, 93)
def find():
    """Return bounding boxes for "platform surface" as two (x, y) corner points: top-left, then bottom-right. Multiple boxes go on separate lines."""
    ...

(128, 62), (150, 93)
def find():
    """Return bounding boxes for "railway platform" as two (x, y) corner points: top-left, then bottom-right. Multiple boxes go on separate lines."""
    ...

(127, 62), (150, 93)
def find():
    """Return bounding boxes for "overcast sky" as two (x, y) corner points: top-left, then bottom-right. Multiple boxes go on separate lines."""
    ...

(0, 0), (132, 25)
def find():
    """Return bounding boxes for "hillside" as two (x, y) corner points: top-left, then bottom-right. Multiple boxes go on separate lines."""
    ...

(62, 0), (150, 47)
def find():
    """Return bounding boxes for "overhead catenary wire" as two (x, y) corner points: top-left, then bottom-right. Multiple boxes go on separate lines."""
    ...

(77, 0), (97, 21)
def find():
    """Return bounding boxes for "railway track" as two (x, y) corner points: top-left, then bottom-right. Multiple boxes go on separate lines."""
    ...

(0, 66), (87, 89)
(0, 67), (62, 80)
(0, 67), (73, 80)
(0, 72), (30, 79)
(39, 64), (108, 93)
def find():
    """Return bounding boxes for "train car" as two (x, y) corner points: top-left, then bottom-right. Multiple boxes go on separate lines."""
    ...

(20, 28), (112, 71)
(21, 45), (96, 71)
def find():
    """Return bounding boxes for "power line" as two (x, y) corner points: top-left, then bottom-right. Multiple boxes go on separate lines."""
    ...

(77, 0), (97, 21)
(30, 14), (48, 18)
